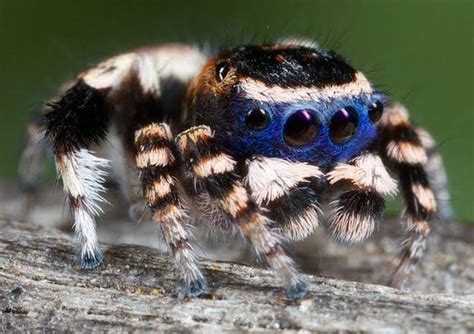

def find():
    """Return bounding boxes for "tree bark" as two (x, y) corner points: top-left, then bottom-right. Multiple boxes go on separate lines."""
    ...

(1, 218), (473, 333)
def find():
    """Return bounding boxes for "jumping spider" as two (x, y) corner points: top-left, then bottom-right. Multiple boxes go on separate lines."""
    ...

(19, 38), (451, 300)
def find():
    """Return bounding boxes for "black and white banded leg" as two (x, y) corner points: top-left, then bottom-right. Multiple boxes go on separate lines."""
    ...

(326, 152), (398, 243)
(43, 53), (139, 269)
(176, 126), (308, 300)
(135, 123), (207, 297)
(44, 80), (110, 269)
(378, 103), (438, 287)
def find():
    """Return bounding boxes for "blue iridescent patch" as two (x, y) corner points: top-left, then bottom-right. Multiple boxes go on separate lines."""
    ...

(215, 93), (386, 168)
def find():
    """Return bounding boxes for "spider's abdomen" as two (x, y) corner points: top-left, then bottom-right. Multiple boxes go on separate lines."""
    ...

(188, 44), (385, 168)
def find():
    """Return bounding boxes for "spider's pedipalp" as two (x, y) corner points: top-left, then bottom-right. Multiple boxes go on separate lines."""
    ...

(245, 156), (324, 241)
(379, 103), (439, 287)
(177, 126), (308, 301)
(135, 123), (207, 297)
(326, 152), (397, 243)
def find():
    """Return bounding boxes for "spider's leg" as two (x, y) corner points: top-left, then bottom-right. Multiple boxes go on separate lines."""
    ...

(18, 111), (48, 194)
(325, 152), (398, 243)
(244, 156), (324, 241)
(134, 123), (207, 297)
(176, 126), (308, 301)
(416, 127), (453, 221)
(378, 103), (438, 286)
(44, 54), (140, 269)
(45, 82), (111, 269)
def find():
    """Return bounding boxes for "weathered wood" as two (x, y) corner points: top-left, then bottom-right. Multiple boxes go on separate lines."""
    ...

(1, 219), (473, 333)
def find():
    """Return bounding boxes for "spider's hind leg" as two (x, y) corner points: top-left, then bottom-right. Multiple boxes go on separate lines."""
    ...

(378, 103), (439, 287)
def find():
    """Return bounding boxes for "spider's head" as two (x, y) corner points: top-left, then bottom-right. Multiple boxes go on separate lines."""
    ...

(187, 43), (385, 168)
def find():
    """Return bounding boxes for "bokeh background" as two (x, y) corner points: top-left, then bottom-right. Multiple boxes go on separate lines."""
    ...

(0, 0), (472, 221)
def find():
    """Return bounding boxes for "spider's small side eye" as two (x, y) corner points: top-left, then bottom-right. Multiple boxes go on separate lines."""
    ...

(284, 109), (320, 146)
(216, 61), (230, 82)
(368, 100), (384, 123)
(245, 108), (270, 130)
(329, 106), (359, 144)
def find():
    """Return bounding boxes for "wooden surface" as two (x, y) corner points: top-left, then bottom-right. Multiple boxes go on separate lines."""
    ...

(0, 183), (473, 332)
(1, 218), (473, 333)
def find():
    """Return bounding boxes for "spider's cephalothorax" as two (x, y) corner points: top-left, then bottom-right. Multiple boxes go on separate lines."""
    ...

(19, 40), (452, 300)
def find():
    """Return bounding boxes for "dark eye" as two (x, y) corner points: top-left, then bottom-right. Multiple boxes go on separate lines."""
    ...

(284, 109), (320, 146)
(216, 61), (230, 82)
(329, 107), (359, 144)
(245, 108), (270, 130)
(368, 100), (384, 123)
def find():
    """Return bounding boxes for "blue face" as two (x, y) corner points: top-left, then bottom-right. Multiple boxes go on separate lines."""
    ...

(215, 92), (385, 168)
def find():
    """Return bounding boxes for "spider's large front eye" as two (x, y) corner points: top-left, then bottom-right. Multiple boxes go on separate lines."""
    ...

(329, 107), (359, 144)
(284, 109), (320, 146)
(245, 108), (270, 130)
(368, 100), (384, 123)
(216, 61), (230, 82)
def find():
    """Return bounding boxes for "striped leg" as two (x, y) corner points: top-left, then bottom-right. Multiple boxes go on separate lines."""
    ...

(244, 157), (323, 241)
(135, 123), (206, 297)
(379, 103), (438, 286)
(416, 127), (453, 221)
(45, 80), (110, 269)
(326, 153), (398, 243)
(176, 126), (308, 301)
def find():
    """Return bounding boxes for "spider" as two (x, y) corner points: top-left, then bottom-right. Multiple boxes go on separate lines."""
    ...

(18, 38), (452, 300)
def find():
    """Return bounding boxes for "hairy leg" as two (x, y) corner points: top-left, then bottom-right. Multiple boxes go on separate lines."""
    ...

(378, 103), (438, 286)
(135, 123), (206, 297)
(176, 126), (308, 300)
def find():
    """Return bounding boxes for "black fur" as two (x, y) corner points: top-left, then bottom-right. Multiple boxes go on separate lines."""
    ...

(44, 80), (108, 155)
(225, 45), (356, 88)
(337, 190), (385, 221)
(398, 165), (433, 219)
(390, 125), (422, 146)
(267, 182), (320, 229)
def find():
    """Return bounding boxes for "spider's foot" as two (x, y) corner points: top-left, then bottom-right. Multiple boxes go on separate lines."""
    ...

(285, 279), (309, 301)
(128, 201), (148, 223)
(77, 248), (103, 269)
(179, 277), (208, 298)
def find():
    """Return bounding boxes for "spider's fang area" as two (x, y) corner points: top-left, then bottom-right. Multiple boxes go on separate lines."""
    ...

(77, 248), (104, 270)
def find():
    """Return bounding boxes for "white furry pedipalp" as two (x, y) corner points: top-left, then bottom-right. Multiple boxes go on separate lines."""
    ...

(244, 157), (323, 205)
(327, 153), (398, 196)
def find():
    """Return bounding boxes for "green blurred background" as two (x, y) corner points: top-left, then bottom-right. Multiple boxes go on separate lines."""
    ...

(0, 0), (472, 221)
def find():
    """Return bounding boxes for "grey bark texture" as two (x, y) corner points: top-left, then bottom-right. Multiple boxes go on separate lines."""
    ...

(0, 184), (473, 333)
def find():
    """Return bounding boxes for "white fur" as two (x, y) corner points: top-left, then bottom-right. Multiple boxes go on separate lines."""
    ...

(82, 53), (136, 90)
(239, 72), (373, 104)
(149, 44), (207, 83)
(327, 153), (398, 196)
(386, 141), (428, 165)
(328, 203), (377, 243)
(57, 149), (109, 256)
(245, 157), (322, 205)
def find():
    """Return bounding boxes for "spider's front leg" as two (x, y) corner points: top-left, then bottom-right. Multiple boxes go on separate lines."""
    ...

(176, 126), (308, 301)
(134, 123), (207, 297)
(378, 103), (439, 287)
